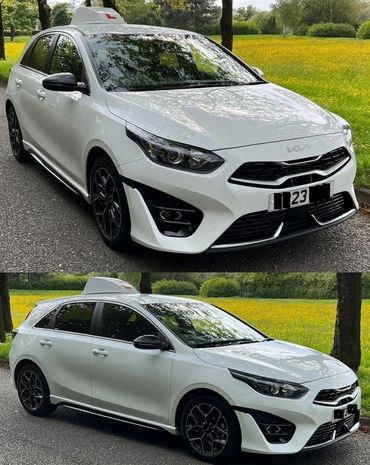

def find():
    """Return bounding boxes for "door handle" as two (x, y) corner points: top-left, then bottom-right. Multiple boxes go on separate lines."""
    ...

(15, 78), (23, 88)
(39, 339), (53, 347)
(92, 348), (108, 357)
(36, 89), (46, 100)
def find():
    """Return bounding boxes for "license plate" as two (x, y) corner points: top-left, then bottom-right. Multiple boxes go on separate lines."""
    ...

(270, 183), (332, 211)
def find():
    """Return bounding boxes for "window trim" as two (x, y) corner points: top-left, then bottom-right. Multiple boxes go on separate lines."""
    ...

(94, 301), (174, 350)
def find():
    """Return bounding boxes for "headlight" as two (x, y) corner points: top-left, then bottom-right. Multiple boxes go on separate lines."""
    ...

(230, 370), (308, 399)
(126, 123), (224, 173)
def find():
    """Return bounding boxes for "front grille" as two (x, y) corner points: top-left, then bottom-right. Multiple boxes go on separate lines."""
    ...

(229, 147), (350, 189)
(213, 192), (354, 247)
(314, 381), (359, 405)
(305, 411), (359, 447)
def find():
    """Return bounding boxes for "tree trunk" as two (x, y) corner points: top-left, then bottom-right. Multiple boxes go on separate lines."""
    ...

(10, 26), (15, 42)
(220, 0), (233, 51)
(0, 2), (5, 61)
(0, 274), (12, 342)
(139, 273), (152, 294)
(85, 0), (92, 6)
(103, 0), (118, 12)
(37, 0), (51, 30)
(331, 273), (362, 371)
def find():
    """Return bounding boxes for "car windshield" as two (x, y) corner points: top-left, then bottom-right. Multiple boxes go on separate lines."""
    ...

(143, 301), (267, 348)
(86, 33), (261, 92)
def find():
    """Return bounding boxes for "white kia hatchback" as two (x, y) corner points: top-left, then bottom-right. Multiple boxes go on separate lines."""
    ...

(6, 7), (358, 253)
(10, 277), (361, 462)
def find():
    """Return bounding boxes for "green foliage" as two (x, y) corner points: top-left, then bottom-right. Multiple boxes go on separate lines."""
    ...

(51, 2), (72, 27)
(358, 19), (370, 38)
(273, 0), (302, 35)
(250, 11), (281, 34)
(233, 5), (257, 21)
(294, 23), (309, 35)
(307, 22), (357, 37)
(205, 20), (258, 35)
(200, 277), (240, 297)
(301, 0), (362, 26)
(3, 0), (38, 36)
(152, 279), (198, 295)
(117, 0), (164, 25)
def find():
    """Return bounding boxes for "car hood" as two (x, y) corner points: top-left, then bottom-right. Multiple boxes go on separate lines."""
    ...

(194, 340), (350, 383)
(106, 83), (341, 150)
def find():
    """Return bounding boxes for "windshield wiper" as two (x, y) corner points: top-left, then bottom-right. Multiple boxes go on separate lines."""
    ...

(124, 80), (260, 92)
(193, 338), (258, 348)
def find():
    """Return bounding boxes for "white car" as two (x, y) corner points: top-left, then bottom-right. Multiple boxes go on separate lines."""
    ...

(10, 277), (361, 462)
(6, 7), (358, 254)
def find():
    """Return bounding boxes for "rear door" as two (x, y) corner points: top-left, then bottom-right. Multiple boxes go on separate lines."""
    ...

(37, 301), (97, 405)
(90, 302), (175, 425)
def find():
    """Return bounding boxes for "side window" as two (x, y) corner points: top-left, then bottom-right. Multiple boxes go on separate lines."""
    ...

(28, 35), (54, 73)
(50, 35), (84, 82)
(34, 308), (58, 328)
(54, 302), (95, 334)
(101, 303), (159, 342)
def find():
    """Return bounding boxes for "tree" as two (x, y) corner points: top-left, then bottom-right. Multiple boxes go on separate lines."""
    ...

(251, 10), (281, 34)
(0, 1), (5, 60)
(234, 5), (257, 21)
(273, 0), (302, 36)
(103, 0), (119, 12)
(85, 0), (92, 6)
(3, 1), (38, 41)
(331, 273), (362, 371)
(37, 0), (51, 30)
(51, 2), (72, 27)
(139, 272), (152, 294)
(301, 0), (362, 26)
(0, 273), (12, 343)
(220, 0), (233, 50)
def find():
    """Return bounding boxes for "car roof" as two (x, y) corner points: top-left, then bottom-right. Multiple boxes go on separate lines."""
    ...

(36, 293), (204, 308)
(44, 23), (198, 38)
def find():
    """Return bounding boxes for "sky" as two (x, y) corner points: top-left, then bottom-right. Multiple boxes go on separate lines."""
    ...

(215, 0), (273, 10)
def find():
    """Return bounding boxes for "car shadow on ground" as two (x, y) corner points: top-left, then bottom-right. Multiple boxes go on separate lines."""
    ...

(51, 406), (344, 465)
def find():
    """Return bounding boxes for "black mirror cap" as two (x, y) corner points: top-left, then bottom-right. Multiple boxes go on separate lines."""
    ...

(42, 73), (88, 93)
(133, 334), (171, 351)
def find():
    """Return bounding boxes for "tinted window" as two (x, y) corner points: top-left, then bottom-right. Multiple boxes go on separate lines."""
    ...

(28, 35), (54, 73)
(54, 302), (95, 334)
(101, 303), (158, 342)
(50, 35), (84, 81)
(35, 308), (58, 328)
(86, 33), (260, 92)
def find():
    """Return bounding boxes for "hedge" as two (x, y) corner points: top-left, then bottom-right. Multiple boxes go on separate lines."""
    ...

(307, 22), (356, 38)
(204, 21), (258, 35)
(358, 20), (370, 39)
(200, 277), (240, 297)
(152, 279), (198, 295)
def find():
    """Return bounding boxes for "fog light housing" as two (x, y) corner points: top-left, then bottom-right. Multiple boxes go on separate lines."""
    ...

(244, 409), (296, 444)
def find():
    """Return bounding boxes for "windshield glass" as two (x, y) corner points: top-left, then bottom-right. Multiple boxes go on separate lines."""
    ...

(86, 33), (261, 92)
(143, 301), (266, 348)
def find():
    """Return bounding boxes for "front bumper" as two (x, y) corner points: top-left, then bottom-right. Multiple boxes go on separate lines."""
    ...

(231, 371), (361, 454)
(119, 134), (358, 254)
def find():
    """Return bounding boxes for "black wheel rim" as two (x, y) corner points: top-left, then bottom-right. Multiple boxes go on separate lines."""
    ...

(185, 403), (229, 458)
(8, 109), (21, 156)
(91, 167), (122, 241)
(19, 370), (44, 411)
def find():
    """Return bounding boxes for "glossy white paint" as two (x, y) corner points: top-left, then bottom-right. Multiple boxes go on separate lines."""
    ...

(6, 12), (358, 253)
(9, 290), (361, 455)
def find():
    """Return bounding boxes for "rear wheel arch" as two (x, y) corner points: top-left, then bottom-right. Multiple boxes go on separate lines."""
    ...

(14, 359), (43, 385)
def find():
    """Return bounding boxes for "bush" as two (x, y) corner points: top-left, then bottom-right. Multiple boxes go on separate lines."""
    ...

(204, 21), (258, 35)
(358, 20), (370, 39)
(294, 24), (309, 36)
(307, 22), (356, 38)
(152, 279), (198, 295)
(250, 11), (281, 34)
(200, 277), (240, 297)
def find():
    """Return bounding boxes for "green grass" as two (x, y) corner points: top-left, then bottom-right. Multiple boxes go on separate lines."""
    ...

(0, 291), (369, 416)
(0, 34), (369, 185)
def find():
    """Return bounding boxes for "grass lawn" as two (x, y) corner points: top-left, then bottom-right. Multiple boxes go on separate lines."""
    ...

(0, 290), (369, 417)
(0, 34), (369, 186)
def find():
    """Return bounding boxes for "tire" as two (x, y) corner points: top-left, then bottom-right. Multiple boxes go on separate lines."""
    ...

(16, 364), (56, 416)
(6, 105), (31, 162)
(180, 395), (241, 463)
(89, 156), (134, 250)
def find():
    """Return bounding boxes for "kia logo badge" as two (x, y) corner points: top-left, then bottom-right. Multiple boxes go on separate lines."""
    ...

(287, 144), (310, 153)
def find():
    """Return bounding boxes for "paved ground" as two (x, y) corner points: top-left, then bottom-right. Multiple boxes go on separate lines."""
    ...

(0, 369), (369, 465)
(1, 85), (369, 272)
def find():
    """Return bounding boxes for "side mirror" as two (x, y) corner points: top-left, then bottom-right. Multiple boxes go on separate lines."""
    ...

(42, 73), (87, 93)
(252, 67), (264, 78)
(133, 334), (171, 351)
